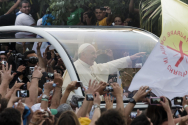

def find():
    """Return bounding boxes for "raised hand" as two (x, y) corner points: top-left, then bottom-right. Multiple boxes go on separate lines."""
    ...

(66, 81), (77, 92)
(111, 83), (122, 97)
(85, 80), (100, 95)
(32, 66), (43, 79)
(105, 94), (114, 110)
(53, 70), (63, 87)
(1, 63), (16, 83)
(130, 52), (146, 61)
(133, 86), (151, 102)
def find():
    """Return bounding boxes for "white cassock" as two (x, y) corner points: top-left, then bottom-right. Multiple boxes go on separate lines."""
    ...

(62, 57), (132, 92)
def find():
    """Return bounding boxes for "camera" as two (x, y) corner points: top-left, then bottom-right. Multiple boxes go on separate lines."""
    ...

(105, 85), (113, 92)
(16, 90), (29, 98)
(78, 101), (83, 108)
(100, 7), (106, 11)
(1, 61), (6, 65)
(47, 52), (51, 60)
(174, 97), (183, 105)
(47, 73), (54, 79)
(150, 97), (164, 105)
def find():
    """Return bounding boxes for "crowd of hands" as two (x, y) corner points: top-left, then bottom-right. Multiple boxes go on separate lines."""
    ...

(1, 60), (188, 125)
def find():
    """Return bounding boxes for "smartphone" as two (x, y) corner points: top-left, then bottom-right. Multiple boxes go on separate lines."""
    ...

(174, 97), (183, 105)
(78, 101), (83, 108)
(105, 85), (113, 92)
(76, 81), (83, 87)
(20, 84), (27, 90)
(146, 89), (150, 98)
(150, 97), (163, 105)
(47, 52), (51, 60)
(100, 7), (106, 11)
(47, 73), (54, 79)
(16, 90), (29, 98)
(86, 94), (94, 101)
(130, 112), (137, 119)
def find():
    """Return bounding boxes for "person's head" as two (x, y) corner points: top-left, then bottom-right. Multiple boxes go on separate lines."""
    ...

(146, 99), (171, 125)
(85, 11), (96, 25)
(0, 108), (21, 125)
(24, 50), (38, 67)
(95, 7), (105, 21)
(124, 18), (133, 26)
(54, 66), (64, 76)
(114, 17), (122, 25)
(95, 109), (126, 125)
(19, 0), (31, 15)
(131, 114), (153, 125)
(56, 111), (80, 125)
(78, 43), (97, 66)
(0, 53), (7, 62)
(55, 104), (73, 118)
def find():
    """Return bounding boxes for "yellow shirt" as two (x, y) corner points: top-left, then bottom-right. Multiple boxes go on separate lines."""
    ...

(79, 117), (91, 125)
(96, 17), (111, 26)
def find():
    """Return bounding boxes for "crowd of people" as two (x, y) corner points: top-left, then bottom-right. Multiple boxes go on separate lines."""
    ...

(0, 0), (139, 27)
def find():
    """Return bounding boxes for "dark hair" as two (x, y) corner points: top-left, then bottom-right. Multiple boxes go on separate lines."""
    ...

(85, 11), (96, 25)
(0, 98), (8, 113)
(42, 4), (49, 15)
(19, 0), (30, 8)
(131, 114), (151, 125)
(0, 108), (21, 125)
(56, 111), (80, 125)
(54, 66), (64, 76)
(114, 15), (123, 22)
(95, 109), (126, 125)
(146, 98), (171, 125)
(94, 6), (101, 10)
(23, 50), (36, 58)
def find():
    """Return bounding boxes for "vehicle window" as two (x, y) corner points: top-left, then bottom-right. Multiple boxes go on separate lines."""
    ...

(46, 28), (158, 100)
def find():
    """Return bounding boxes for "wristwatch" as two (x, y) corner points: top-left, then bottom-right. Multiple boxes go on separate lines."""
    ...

(129, 98), (136, 105)
(42, 94), (49, 100)
(93, 104), (100, 110)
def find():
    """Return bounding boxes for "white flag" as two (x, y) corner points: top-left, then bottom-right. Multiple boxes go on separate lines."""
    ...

(129, 0), (188, 100)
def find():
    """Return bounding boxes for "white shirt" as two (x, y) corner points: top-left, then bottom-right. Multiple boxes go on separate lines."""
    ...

(15, 13), (35, 26)
(15, 12), (36, 43)
(62, 56), (132, 92)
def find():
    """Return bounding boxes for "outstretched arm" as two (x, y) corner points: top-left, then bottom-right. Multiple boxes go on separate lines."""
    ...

(5, 0), (21, 15)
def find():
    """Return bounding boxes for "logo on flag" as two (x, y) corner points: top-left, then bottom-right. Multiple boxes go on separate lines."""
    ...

(160, 30), (188, 77)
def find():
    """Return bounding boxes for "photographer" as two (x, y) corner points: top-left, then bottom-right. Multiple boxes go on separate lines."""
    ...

(95, 6), (113, 26)
(9, 50), (38, 88)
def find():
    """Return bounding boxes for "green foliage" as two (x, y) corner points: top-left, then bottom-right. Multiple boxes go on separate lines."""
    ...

(139, 0), (188, 37)
(0, 1), (14, 15)
(47, 0), (140, 25)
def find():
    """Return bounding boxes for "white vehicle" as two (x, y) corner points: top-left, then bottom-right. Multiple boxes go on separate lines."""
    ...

(0, 26), (158, 109)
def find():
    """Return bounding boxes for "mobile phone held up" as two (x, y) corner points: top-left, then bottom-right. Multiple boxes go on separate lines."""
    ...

(47, 52), (51, 60)
(16, 90), (29, 98)
(86, 94), (94, 101)
(174, 97), (183, 105)
(20, 84), (27, 90)
(75, 81), (83, 87)
(104, 85), (113, 92)
(100, 7), (106, 11)
(145, 89), (150, 98)
(47, 73), (54, 79)
(150, 97), (163, 105)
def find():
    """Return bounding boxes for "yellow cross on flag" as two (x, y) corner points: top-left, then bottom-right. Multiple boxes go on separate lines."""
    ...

(129, 0), (188, 100)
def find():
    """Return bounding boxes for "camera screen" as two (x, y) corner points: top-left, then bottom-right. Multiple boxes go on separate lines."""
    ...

(48, 73), (54, 79)
(17, 90), (29, 98)
(174, 98), (182, 105)
(150, 98), (162, 104)
(86, 94), (94, 101)
(29, 67), (35, 75)
(105, 85), (113, 92)
(78, 101), (83, 108)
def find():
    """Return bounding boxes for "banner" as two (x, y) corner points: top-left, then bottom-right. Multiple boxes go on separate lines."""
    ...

(129, 0), (188, 99)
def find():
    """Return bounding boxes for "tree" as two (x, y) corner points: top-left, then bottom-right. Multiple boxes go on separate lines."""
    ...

(0, 1), (14, 16)
(139, 0), (188, 37)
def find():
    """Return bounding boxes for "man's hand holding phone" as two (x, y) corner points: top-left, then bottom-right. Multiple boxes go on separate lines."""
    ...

(160, 96), (171, 112)
(133, 86), (151, 102)
(66, 81), (78, 92)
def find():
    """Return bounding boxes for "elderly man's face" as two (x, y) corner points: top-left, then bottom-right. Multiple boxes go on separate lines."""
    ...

(83, 46), (97, 66)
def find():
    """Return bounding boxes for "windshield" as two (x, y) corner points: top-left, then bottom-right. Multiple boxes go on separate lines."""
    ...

(45, 27), (158, 100)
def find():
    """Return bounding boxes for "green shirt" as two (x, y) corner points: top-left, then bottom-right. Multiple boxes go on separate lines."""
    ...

(67, 8), (84, 25)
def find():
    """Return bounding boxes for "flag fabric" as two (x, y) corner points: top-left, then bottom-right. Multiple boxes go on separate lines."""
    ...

(129, 0), (188, 100)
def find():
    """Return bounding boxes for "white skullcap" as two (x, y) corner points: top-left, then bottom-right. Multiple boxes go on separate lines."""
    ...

(78, 43), (93, 55)
(31, 103), (50, 112)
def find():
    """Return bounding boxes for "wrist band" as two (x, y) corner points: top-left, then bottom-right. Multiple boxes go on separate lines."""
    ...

(30, 120), (37, 125)
(41, 98), (48, 101)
